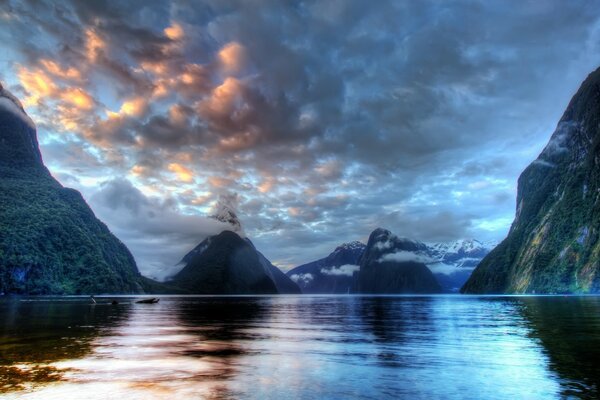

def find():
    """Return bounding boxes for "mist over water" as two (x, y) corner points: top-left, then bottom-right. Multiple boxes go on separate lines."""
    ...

(1, 295), (599, 399)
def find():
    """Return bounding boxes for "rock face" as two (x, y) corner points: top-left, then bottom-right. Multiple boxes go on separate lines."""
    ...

(287, 241), (365, 294)
(0, 86), (144, 294)
(253, 241), (302, 294)
(169, 230), (300, 294)
(463, 67), (600, 294)
(355, 228), (442, 294)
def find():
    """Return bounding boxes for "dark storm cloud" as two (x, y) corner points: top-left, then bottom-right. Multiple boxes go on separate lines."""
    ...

(2, 0), (600, 271)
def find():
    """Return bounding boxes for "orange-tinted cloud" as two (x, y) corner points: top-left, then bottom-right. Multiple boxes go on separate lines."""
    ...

(17, 66), (57, 105)
(258, 178), (275, 193)
(85, 29), (105, 62)
(218, 42), (246, 74)
(204, 77), (243, 115)
(207, 176), (232, 188)
(130, 165), (149, 177)
(40, 59), (82, 81)
(62, 88), (95, 110)
(18, 64), (94, 108)
(169, 104), (189, 125)
(218, 131), (260, 152)
(120, 97), (147, 117)
(168, 163), (194, 183)
(190, 193), (212, 206)
(141, 60), (170, 77)
(164, 23), (184, 41)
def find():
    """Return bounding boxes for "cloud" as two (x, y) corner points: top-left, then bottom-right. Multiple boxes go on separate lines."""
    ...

(320, 264), (360, 277)
(379, 251), (433, 264)
(378, 211), (474, 243)
(531, 159), (557, 168)
(164, 23), (184, 41)
(540, 120), (580, 158)
(168, 163), (194, 183)
(0, 86), (35, 128)
(2, 0), (600, 272)
(218, 42), (246, 74)
(89, 178), (230, 280)
(289, 273), (314, 284)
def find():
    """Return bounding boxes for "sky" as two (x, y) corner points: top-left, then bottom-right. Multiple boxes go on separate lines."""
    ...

(1, 0), (600, 279)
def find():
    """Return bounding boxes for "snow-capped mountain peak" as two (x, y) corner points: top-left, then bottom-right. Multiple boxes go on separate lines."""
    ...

(210, 195), (243, 234)
(333, 241), (366, 254)
(426, 239), (496, 261)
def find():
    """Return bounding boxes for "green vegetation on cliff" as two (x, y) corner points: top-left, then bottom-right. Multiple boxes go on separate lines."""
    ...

(0, 171), (144, 294)
(0, 86), (146, 294)
(462, 67), (600, 294)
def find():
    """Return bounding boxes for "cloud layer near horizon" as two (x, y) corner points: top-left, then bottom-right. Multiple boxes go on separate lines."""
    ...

(1, 0), (600, 275)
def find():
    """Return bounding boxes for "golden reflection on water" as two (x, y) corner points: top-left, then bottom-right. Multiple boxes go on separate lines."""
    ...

(0, 297), (258, 399)
(1, 295), (599, 399)
(0, 365), (68, 392)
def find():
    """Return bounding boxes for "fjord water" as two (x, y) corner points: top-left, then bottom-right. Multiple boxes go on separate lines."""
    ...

(1, 296), (599, 399)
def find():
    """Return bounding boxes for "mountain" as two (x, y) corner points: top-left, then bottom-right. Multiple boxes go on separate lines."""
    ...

(355, 228), (442, 294)
(463, 67), (600, 294)
(287, 237), (493, 294)
(287, 241), (365, 294)
(254, 242), (302, 294)
(211, 198), (243, 233)
(427, 239), (494, 267)
(0, 84), (146, 294)
(426, 239), (495, 292)
(168, 230), (300, 294)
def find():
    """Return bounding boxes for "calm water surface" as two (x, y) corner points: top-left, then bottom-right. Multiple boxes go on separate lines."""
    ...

(1, 295), (599, 399)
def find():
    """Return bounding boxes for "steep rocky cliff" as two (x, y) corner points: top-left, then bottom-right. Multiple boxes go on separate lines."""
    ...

(0, 84), (145, 294)
(463, 68), (600, 294)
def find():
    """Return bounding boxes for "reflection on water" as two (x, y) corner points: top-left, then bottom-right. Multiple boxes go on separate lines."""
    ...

(0, 298), (131, 392)
(519, 297), (600, 399)
(0, 295), (599, 399)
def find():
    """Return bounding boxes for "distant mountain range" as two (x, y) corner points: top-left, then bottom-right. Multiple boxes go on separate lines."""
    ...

(287, 241), (365, 294)
(426, 239), (496, 292)
(288, 231), (494, 293)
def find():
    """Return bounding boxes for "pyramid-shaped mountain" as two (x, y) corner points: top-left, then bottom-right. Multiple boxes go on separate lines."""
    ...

(169, 230), (300, 294)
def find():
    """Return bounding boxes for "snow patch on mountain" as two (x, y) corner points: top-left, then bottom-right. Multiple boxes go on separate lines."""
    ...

(332, 241), (365, 253)
(366, 232), (495, 291)
(426, 239), (496, 267)
(424, 239), (496, 292)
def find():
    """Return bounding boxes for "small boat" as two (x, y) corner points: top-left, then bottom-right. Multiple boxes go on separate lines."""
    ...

(135, 298), (159, 304)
